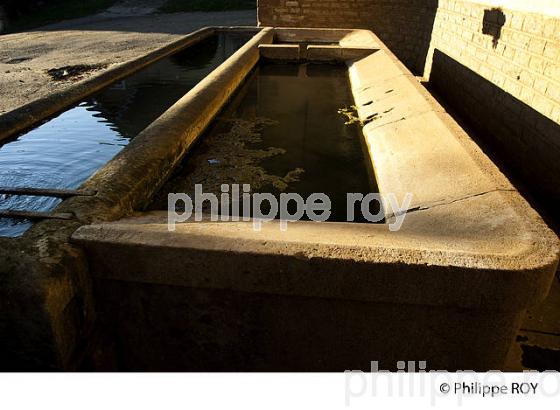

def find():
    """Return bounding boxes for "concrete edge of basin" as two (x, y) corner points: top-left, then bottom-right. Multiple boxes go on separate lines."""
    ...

(71, 27), (559, 310)
(72, 207), (555, 310)
(272, 27), (381, 49)
(259, 44), (377, 62)
(345, 32), (560, 304)
(306, 45), (376, 61)
(53, 27), (274, 224)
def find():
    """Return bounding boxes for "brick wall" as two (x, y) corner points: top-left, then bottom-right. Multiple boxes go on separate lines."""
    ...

(426, 0), (560, 214)
(258, 0), (438, 74)
(258, 0), (560, 218)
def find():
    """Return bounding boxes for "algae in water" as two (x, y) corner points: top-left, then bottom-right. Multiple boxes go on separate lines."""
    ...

(153, 116), (305, 210)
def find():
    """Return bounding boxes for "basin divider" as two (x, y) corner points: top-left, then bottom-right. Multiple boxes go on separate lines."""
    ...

(58, 27), (274, 223)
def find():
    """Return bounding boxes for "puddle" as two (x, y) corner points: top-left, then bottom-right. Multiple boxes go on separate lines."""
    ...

(46, 64), (108, 81)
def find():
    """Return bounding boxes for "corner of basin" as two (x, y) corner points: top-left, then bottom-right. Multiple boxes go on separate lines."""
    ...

(340, 29), (382, 50)
(392, 188), (560, 281)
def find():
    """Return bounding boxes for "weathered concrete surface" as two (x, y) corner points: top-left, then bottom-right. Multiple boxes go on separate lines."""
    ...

(305, 45), (344, 60)
(72, 197), (551, 370)
(73, 198), (557, 310)
(349, 31), (515, 215)
(260, 44), (376, 62)
(71, 28), (559, 370)
(0, 10), (256, 115)
(0, 220), (93, 370)
(90, 277), (524, 371)
(362, 111), (503, 213)
(261, 28), (379, 61)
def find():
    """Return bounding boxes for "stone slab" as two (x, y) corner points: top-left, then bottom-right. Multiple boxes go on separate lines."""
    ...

(259, 44), (300, 60)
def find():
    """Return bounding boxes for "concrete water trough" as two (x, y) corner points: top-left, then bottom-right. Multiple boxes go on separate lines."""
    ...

(1, 27), (558, 371)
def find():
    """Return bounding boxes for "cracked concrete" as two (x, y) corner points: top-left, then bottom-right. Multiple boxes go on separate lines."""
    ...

(391, 188), (517, 219)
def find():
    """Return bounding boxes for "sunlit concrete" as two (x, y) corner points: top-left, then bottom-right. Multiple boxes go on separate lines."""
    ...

(71, 28), (559, 371)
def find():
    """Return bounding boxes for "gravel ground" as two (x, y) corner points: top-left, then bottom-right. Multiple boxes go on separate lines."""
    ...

(0, 9), (256, 115)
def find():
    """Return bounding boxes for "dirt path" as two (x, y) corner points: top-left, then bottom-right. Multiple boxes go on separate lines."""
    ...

(0, 9), (256, 115)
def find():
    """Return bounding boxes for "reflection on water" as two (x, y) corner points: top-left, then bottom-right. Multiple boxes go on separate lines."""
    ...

(154, 63), (378, 222)
(0, 32), (252, 237)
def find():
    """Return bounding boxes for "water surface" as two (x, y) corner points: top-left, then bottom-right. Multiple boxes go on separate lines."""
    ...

(154, 62), (378, 222)
(0, 31), (251, 237)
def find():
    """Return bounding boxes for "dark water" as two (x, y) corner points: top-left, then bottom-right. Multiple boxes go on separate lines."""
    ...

(154, 62), (377, 222)
(0, 31), (252, 237)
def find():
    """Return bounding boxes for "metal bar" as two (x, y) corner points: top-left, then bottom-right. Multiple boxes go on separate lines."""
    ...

(0, 187), (96, 198)
(0, 211), (74, 220)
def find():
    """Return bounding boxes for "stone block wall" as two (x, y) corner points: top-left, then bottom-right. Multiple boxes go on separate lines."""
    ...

(426, 1), (560, 213)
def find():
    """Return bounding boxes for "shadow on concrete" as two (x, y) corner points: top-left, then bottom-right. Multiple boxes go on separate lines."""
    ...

(521, 344), (560, 371)
(482, 8), (506, 48)
(369, 0), (439, 75)
(428, 49), (560, 234)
